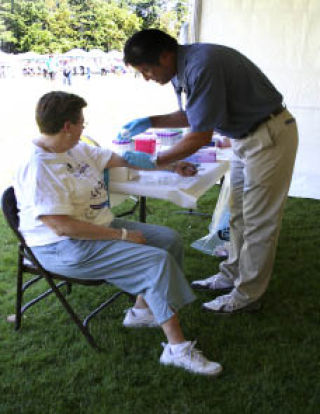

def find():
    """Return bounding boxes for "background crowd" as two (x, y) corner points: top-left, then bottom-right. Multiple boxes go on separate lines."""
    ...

(0, 49), (131, 81)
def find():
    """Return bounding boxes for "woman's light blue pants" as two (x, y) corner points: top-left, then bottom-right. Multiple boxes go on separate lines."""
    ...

(31, 219), (196, 324)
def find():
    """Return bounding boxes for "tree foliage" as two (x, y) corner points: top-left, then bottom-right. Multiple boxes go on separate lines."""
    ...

(0, 0), (189, 53)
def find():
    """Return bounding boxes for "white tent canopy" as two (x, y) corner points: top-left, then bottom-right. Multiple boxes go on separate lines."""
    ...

(87, 48), (106, 58)
(105, 50), (123, 60)
(0, 51), (14, 63)
(191, 0), (320, 200)
(16, 51), (42, 61)
(62, 48), (87, 58)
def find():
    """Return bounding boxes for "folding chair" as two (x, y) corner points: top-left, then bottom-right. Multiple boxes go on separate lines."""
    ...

(1, 186), (133, 351)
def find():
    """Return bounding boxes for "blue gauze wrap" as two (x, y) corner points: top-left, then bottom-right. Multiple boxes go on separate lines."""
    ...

(123, 151), (156, 169)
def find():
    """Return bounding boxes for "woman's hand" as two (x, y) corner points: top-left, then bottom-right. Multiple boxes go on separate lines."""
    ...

(174, 161), (198, 177)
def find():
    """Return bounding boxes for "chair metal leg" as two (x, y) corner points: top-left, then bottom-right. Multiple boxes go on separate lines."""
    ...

(83, 291), (126, 327)
(15, 248), (24, 330)
(42, 274), (101, 351)
(21, 281), (69, 314)
(22, 275), (42, 291)
(66, 282), (72, 295)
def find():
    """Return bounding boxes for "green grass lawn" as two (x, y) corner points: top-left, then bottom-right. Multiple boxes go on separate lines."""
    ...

(0, 187), (319, 414)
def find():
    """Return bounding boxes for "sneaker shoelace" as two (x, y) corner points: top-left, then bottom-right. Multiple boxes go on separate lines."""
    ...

(184, 341), (209, 366)
(215, 293), (237, 311)
(161, 341), (209, 368)
(123, 307), (152, 316)
(208, 276), (230, 289)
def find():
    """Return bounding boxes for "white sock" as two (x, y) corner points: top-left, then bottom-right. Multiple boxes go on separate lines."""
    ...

(132, 307), (152, 316)
(169, 341), (191, 353)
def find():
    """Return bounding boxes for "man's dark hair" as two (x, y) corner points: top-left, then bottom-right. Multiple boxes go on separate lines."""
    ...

(124, 29), (178, 66)
(36, 91), (87, 134)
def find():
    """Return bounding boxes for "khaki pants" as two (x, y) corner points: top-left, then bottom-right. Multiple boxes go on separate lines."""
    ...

(220, 109), (298, 303)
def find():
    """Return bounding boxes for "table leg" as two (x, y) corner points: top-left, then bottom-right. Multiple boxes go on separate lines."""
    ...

(139, 196), (146, 223)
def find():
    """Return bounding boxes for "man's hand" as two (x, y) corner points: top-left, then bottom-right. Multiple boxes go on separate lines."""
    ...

(174, 161), (198, 177)
(118, 117), (151, 139)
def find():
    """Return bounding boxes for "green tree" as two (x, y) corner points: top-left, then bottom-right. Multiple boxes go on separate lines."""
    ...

(45, 0), (78, 52)
(0, 0), (186, 53)
(0, 1), (17, 51)
(119, 0), (189, 37)
(1, 0), (50, 52)
(73, 0), (141, 51)
(123, 0), (165, 30)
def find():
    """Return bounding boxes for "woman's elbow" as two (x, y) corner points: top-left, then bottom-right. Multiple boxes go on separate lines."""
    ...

(40, 216), (72, 237)
(54, 226), (68, 237)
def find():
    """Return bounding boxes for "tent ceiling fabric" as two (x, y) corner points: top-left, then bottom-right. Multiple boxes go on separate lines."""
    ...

(191, 0), (320, 199)
(190, 0), (202, 42)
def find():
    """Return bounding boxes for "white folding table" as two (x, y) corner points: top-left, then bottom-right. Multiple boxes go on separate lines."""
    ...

(109, 161), (229, 222)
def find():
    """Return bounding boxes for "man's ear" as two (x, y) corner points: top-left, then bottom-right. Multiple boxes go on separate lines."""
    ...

(159, 50), (174, 66)
(159, 50), (176, 75)
(63, 120), (72, 133)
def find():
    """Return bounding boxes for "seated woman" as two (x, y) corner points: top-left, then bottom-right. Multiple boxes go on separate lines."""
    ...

(14, 91), (222, 376)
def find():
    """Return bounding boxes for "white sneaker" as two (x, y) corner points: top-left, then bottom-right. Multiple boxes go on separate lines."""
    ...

(191, 273), (233, 292)
(122, 307), (159, 328)
(202, 293), (261, 314)
(160, 341), (223, 376)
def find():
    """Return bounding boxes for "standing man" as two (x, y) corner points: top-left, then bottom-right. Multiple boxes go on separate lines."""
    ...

(119, 29), (298, 314)
(46, 54), (57, 81)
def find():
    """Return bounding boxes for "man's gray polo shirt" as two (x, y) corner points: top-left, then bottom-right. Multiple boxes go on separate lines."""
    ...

(171, 44), (283, 138)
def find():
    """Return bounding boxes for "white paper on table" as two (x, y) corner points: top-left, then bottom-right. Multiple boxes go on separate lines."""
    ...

(109, 161), (229, 209)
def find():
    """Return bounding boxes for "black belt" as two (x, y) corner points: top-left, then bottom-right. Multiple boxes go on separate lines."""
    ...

(239, 105), (285, 138)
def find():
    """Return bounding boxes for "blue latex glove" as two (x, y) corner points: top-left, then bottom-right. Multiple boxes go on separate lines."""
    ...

(118, 117), (151, 140)
(123, 151), (156, 169)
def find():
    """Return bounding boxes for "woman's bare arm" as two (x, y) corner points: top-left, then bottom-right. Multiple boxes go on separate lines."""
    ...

(40, 215), (146, 244)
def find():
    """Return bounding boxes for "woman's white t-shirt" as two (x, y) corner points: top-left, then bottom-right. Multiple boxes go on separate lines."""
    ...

(14, 141), (113, 247)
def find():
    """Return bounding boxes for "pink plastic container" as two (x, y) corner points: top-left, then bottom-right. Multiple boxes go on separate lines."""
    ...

(134, 138), (156, 154)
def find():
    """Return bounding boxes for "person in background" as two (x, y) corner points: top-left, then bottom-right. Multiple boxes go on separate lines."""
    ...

(119, 29), (298, 314)
(13, 91), (222, 376)
(62, 59), (72, 86)
(86, 62), (91, 80)
(46, 54), (57, 81)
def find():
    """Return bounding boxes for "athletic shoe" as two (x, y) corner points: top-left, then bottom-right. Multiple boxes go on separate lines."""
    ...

(160, 341), (223, 376)
(202, 293), (261, 314)
(191, 273), (234, 292)
(122, 307), (159, 328)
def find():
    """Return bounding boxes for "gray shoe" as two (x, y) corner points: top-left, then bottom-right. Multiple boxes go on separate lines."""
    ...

(191, 273), (234, 292)
(202, 293), (261, 314)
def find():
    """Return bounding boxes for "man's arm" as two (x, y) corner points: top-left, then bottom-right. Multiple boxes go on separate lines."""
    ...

(106, 151), (197, 177)
(40, 215), (146, 244)
(150, 110), (190, 128)
(117, 111), (188, 139)
(156, 130), (213, 167)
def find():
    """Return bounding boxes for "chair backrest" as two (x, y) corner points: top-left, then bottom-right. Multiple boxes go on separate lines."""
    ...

(1, 186), (22, 241)
(1, 186), (45, 265)
(1, 186), (104, 285)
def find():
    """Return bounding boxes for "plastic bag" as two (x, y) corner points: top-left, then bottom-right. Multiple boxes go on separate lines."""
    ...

(191, 171), (230, 257)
